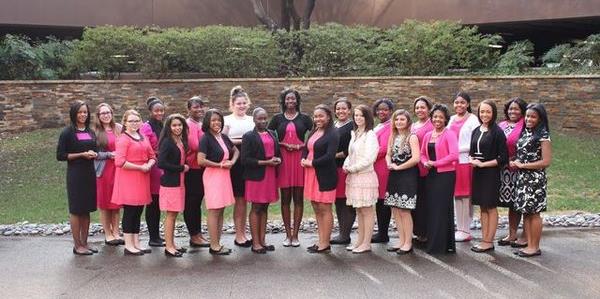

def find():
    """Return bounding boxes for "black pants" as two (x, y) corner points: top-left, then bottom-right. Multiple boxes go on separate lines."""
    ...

(184, 168), (205, 236)
(375, 200), (391, 237)
(145, 194), (161, 240)
(334, 197), (356, 240)
(122, 205), (144, 234)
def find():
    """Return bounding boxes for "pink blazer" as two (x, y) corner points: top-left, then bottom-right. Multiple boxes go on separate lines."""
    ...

(420, 129), (458, 174)
(374, 121), (391, 198)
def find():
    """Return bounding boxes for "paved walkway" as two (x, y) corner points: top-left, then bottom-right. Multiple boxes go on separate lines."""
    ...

(1, 228), (599, 298)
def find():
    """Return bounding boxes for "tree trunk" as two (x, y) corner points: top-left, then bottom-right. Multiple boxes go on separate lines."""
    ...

(301, 0), (316, 30)
(251, 0), (278, 30)
(281, 0), (292, 32)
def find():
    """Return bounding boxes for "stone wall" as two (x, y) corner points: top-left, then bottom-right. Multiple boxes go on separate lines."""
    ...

(0, 76), (599, 136)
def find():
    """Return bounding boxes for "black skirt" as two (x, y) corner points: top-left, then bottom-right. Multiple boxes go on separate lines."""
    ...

(385, 166), (418, 209)
(230, 144), (245, 197)
(471, 166), (501, 208)
(425, 169), (456, 254)
(66, 161), (97, 215)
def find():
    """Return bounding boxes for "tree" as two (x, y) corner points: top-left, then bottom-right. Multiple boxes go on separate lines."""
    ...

(251, 0), (316, 31)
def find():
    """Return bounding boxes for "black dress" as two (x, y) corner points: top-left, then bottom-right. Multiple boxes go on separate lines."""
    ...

(470, 126), (508, 208)
(384, 135), (418, 209)
(56, 127), (98, 215)
(425, 143), (456, 254)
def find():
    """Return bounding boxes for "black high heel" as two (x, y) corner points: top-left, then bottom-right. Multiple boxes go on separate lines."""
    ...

(165, 249), (183, 257)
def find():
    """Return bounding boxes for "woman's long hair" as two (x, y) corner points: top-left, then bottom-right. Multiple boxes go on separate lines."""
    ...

(159, 113), (189, 152)
(93, 103), (121, 149)
(387, 109), (413, 158)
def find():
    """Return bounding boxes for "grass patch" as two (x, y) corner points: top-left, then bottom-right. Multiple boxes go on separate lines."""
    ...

(0, 128), (598, 224)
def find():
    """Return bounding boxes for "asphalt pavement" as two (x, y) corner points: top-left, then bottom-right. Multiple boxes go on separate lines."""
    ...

(1, 228), (599, 298)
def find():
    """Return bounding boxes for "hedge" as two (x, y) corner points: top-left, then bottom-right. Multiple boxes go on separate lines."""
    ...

(1, 22), (598, 80)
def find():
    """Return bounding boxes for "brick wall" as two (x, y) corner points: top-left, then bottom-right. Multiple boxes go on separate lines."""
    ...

(0, 76), (598, 136)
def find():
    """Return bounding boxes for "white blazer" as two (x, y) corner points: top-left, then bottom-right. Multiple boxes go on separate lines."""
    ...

(343, 129), (379, 174)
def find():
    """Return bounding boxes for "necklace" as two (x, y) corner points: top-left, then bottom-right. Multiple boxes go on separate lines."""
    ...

(284, 111), (298, 120)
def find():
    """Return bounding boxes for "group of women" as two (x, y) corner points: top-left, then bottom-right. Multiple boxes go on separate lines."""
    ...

(57, 86), (552, 258)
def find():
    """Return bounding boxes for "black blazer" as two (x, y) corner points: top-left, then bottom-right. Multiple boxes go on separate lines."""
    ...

(199, 133), (234, 163)
(158, 138), (186, 187)
(241, 129), (281, 181)
(268, 113), (313, 142)
(469, 124), (508, 166)
(302, 127), (340, 191)
(335, 121), (353, 167)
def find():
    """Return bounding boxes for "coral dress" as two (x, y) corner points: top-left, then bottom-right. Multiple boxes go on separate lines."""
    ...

(96, 131), (121, 210)
(111, 133), (155, 206)
(203, 136), (236, 210)
(278, 122), (305, 188)
(245, 132), (278, 204)
(159, 143), (186, 212)
(304, 131), (336, 203)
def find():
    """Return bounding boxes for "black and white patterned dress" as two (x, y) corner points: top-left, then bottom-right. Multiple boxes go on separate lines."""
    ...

(384, 135), (418, 209)
(513, 128), (550, 214)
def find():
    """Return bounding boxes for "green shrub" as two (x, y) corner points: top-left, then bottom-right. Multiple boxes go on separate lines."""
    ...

(68, 26), (144, 79)
(370, 20), (501, 75)
(494, 40), (534, 74)
(0, 35), (40, 80)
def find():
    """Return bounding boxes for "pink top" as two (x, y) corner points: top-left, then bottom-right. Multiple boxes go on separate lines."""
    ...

(374, 121), (391, 198)
(112, 133), (156, 206)
(420, 129), (458, 173)
(282, 122), (304, 145)
(411, 119), (434, 177)
(186, 118), (204, 169)
(260, 131), (275, 158)
(306, 130), (323, 160)
(140, 122), (162, 194)
(499, 118), (524, 159)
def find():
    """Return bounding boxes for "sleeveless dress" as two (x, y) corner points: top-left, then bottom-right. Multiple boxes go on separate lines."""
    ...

(513, 128), (550, 214)
(384, 135), (418, 210)
(245, 132), (278, 204)
(278, 122), (305, 188)
(159, 143), (186, 212)
(498, 119), (524, 208)
(96, 130), (121, 210)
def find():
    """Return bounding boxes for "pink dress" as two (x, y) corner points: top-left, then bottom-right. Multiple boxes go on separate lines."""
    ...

(159, 143), (186, 212)
(186, 118), (204, 170)
(203, 136), (235, 209)
(448, 117), (472, 197)
(111, 134), (155, 206)
(374, 121), (391, 199)
(278, 122), (304, 188)
(304, 131), (336, 203)
(245, 132), (278, 204)
(140, 122), (162, 195)
(96, 131), (121, 210)
(411, 119), (434, 177)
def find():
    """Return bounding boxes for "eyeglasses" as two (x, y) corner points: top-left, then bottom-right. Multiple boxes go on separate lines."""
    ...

(99, 112), (112, 116)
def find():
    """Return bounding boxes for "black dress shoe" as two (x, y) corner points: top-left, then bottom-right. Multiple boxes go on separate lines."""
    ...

(124, 248), (144, 256)
(73, 248), (93, 256)
(517, 249), (541, 257)
(87, 247), (99, 253)
(306, 244), (319, 252)
(386, 247), (400, 252)
(234, 240), (252, 248)
(497, 238), (514, 246)
(510, 241), (528, 248)
(105, 239), (121, 246)
(149, 239), (165, 247)
(471, 245), (495, 253)
(117, 239), (125, 245)
(251, 247), (267, 254)
(371, 234), (389, 243)
(189, 241), (210, 248)
(397, 248), (414, 255)
(209, 246), (232, 255)
(264, 245), (275, 251)
(330, 238), (351, 245)
(139, 248), (152, 254)
(165, 249), (183, 257)
(307, 246), (331, 254)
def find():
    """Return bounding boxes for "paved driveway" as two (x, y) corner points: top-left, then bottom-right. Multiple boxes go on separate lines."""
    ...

(1, 228), (599, 298)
